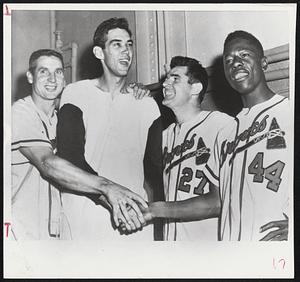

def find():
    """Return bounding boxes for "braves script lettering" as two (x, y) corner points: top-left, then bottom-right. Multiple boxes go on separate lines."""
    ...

(163, 133), (196, 168)
(220, 115), (269, 166)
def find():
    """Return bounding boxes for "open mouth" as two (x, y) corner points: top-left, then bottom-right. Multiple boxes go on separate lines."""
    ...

(232, 70), (249, 81)
(163, 87), (175, 98)
(45, 85), (57, 91)
(119, 58), (130, 66)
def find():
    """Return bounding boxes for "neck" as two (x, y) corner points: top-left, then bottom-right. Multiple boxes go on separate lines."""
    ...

(31, 95), (56, 117)
(97, 71), (127, 98)
(241, 83), (275, 108)
(173, 104), (202, 125)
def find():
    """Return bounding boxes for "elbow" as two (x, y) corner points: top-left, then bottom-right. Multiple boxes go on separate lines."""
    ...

(39, 154), (58, 180)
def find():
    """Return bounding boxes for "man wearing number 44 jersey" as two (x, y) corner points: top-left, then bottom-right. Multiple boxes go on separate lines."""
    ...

(127, 31), (290, 241)
(202, 30), (290, 241)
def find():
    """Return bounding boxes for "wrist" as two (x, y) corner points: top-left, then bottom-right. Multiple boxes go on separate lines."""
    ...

(149, 201), (164, 219)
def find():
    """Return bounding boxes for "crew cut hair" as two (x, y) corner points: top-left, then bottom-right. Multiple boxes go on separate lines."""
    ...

(224, 30), (264, 57)
(170, 56), (208, 104)
(93, 17), (132, 48)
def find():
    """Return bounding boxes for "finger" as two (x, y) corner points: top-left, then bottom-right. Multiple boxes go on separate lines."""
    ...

(127, 208), (142, 230)
(283, 213), (289, 220)
(164, 63), (170, 75)
(119, 202), (136, 230)
(260, 221), (275, 233)
(259, 230), (278, 241)
(125, 197), (146, 226)
(260, 220), (287, 233)
(112, 204), (120, 227)
(259, 229), (286, 241)
(137, 88), (144, 100)
(129, 193), (148, 209)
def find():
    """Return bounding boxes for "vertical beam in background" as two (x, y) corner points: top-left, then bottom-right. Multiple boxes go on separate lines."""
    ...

(135, 11), (188, 85)
(135, 11), (159, 85)
(50, 11), (56, 49)
(162, 11), (187, 64)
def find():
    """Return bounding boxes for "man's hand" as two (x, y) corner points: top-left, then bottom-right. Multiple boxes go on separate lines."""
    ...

(121, 82), (151, 99)
(259, 213), (288, 241)
(101, 181), (148, 230)
(118, 203), (153, 234)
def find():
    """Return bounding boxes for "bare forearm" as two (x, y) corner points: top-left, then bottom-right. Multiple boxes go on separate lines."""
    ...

(149, 194), (220, 221)
(40, 154), (109, 195)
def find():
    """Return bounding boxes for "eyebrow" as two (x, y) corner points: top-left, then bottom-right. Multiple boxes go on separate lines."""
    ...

(109, 39), (133, 44)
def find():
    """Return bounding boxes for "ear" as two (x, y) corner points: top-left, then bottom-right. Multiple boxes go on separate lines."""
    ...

(261, 56), (268, 71)
(93, 46), (104, 60)
(26, 71), (33, 84)
(191, 82), (203, 96)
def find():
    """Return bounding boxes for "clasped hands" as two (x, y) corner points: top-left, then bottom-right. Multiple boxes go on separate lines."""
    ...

(117, 203), (152, 234)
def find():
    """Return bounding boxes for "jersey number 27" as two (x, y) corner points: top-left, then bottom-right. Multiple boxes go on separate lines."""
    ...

(178, 167), (208, 195)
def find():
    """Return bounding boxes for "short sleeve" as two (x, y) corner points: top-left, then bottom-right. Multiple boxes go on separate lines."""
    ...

(203, 130), (222, 187)
(59, 81), (88, 111)
(203, 113), (235, 187)
(141, 97), (161, 130)
(11, 101), (52, 151)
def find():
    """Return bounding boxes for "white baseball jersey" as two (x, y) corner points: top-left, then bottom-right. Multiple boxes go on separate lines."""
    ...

(163, 110), (234, 241)
(59, 79), (160, 240)
(11, 96), (61, 240)
(203, 94), (291, 240)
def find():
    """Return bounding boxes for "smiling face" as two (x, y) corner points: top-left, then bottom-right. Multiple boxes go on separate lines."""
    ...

(223, 38), (267, 95)
(27, 55), (65, 101)
(95, 28), (133, 77)
(162, 66), (193, 109)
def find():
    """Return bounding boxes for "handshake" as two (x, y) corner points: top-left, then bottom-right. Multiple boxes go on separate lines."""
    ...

(117, 202), (153, 234)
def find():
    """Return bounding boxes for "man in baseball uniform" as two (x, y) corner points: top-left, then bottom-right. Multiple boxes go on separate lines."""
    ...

(11, 49), (148, 240)
(202, 30), (290, 241)
(121, 56), (234, 240)
(125, 31), (290, 241)
(57, 17), (160, 240)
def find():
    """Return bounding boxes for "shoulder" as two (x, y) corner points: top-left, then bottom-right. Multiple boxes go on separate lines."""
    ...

(60, 80), (92, 108)
(138, 97), (160, 118)
(12, 96), (36, 121)
(163, 122), (176, 137)
(207, 111), (235, 129)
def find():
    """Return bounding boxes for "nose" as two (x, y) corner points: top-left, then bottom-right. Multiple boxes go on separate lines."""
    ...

(232, 56), (244, 69)
(163, 77), (171, 87)
(47, 72), (56, 82)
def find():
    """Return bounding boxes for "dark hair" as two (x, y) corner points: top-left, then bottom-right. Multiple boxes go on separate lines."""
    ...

(224, 30), (264, 57)
(170, 56), (208, 104)
(29, 49), (64, 73)
(93, 17), (132, 48)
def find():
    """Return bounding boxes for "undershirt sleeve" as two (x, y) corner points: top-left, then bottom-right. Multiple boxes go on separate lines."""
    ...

(56, 103), (98, 176)
(144, 116), (165, 202)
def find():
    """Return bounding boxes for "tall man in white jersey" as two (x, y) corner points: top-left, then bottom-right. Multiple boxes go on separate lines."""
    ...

(57, 17), (160, 240)
(121, 56), (233, 240)
(11, 49), (148, 240)
(202, 31), (290, 241)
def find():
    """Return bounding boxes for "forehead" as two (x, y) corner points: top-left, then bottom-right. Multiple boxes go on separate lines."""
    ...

(223, 38), (260, 56)
(35, 55), (63, 68)
(106, 28), (131, 41)
(169, 66), (188, 77)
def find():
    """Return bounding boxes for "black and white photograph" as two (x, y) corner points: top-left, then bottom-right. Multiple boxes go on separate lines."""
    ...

(3, 3), (296, 278)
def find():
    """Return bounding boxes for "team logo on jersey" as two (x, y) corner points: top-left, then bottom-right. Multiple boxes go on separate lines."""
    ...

(163, 136), (210, 173)
(220, 115), (286, 166)
(266, 118), (286, 149)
